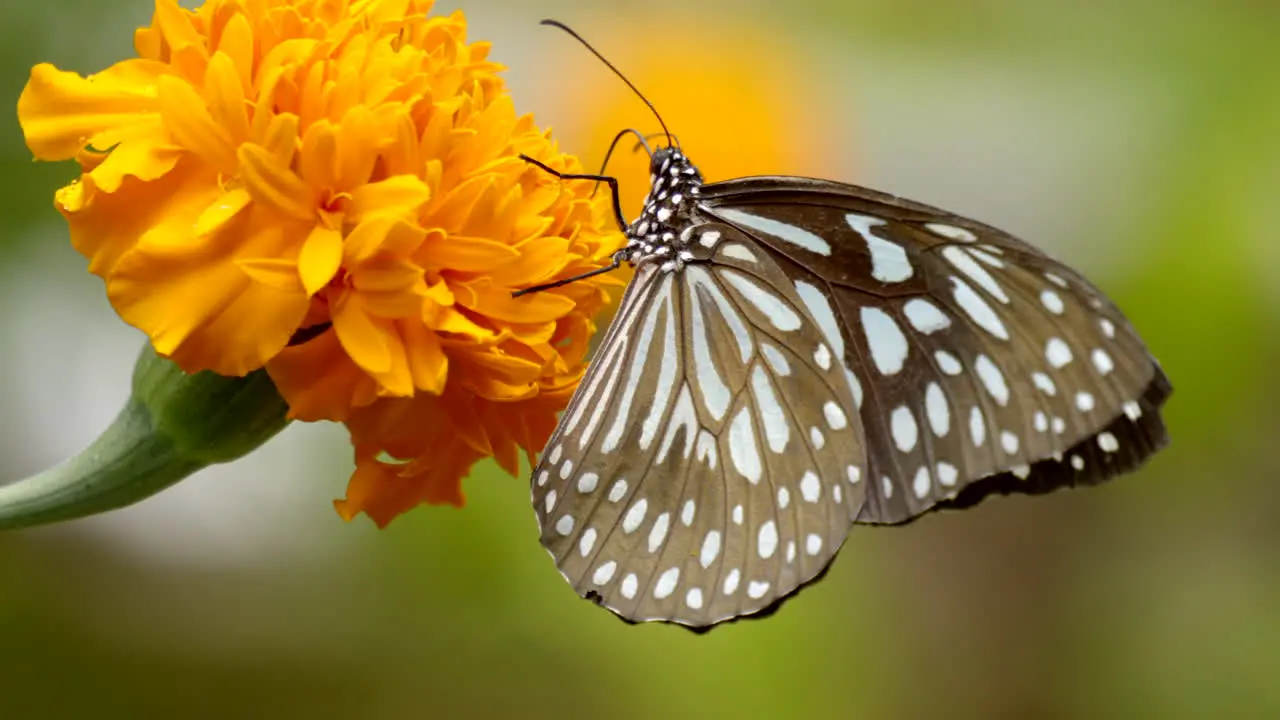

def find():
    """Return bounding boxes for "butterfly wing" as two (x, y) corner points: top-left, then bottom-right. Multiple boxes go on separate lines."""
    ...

(530, 228), (869, 628)
(699, 176), (1171, 524)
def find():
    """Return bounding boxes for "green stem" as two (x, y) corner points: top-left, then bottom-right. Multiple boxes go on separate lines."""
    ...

(0, 345), (292, 531)
(0, 399), (199, 529)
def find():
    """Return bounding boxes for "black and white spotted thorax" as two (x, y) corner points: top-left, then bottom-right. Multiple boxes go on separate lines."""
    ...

(620, 147), (705, 272)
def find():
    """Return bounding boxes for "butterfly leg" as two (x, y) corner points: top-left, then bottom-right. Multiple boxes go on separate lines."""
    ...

(518, 154), (627, 230)
(592, 128), (658, 201)
(511, 252), (626, 297)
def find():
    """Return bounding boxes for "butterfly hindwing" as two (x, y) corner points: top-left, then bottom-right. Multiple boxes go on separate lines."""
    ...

(699, 178), (1170, 523)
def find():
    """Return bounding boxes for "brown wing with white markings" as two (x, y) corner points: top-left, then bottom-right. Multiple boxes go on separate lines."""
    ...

(530, 226), (868, 628)
(701, 177), (1170, 524)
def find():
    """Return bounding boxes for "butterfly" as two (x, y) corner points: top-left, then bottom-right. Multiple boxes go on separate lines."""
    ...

(517, 20), (1171, 631)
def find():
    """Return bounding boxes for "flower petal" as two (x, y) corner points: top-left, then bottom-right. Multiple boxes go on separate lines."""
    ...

(454, 277), (576, 324)
(268, 331), (379, 422)
(299, 225), (343, 295)
(348, 174), (432, 222)
(110, 245), (311, 376)
(238, 140), (315, 222)
(157, 74), (238, 175)
(18, 60), (171, 160)
(418, 233), (520, 272)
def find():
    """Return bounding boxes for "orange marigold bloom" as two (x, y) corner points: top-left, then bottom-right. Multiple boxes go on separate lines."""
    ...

(17, 0), (623, 525)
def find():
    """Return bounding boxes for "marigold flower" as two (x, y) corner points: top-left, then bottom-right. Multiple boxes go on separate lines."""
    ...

(17, 0), (623, 526)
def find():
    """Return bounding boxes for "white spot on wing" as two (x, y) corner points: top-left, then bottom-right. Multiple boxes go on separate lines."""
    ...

(950, 276), (1009, 340)
(723, 568), (741, 595)
(648, 512), (671, 553)
(805, 533), (823, 556)
(912, 466), (931, 498)
(974, 354), (1010, 406)
(761, 343), (791, 376)
(1045, 337), (1073, 368)
(750, 366), (789, 454)
(823, 401), (848, 430)
(969, 407), (986, 447)
(592, 561), (616, 585)
(891, 405), (919, 452)
(639, 285), (679, 450)
(622, 498), (648, 534)
(721, 269), (802, 331)
(925, 382), (950, 437)
(935, 350), (963, 375)
(1098, 432), (1119, 452)
(936, 462), (958, 486)
(809, 426), (826, 449)
(607, 478), (628, 503)
(1032, 372), (1057, 395)
(926, 223), (977, 242)
(795, 281), (863, 409)
(1040, 289), (1065, 314)
(579, 528), (597, 557)
(716, 207), (832, 255)
(656, 384), (698, 463)
(861, 306), (909, 375)
(728, 405), (763, 484)
(719, 243), (755, 262)
(903, 298), (952, 334)
(1001, 431), (1019, 454)
(848, 213), (912, 282)
(757, 520), (778, 559)
(942, 246), (1009, 303)
(813, 344), (832, 370)
(695, 430), (718, 469)
(654, 567), (679, 599)
(700, 530), (722, 568)
(800, 471), (821, 503)
(1123, 400), (1142, 420)
(1091, 348), (1114, 375)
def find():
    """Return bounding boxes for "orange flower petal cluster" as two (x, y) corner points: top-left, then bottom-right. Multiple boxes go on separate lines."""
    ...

(17, 0), (623, 524)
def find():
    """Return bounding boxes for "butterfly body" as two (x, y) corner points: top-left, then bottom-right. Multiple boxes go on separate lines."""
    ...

(529, 146), (1170, 630)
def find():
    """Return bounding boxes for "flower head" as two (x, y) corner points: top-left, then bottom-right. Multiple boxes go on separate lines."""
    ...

(18, 0), (623, 525)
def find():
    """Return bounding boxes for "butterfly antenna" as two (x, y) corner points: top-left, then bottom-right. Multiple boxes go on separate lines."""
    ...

(634, 131), (675, 153)
(539, 19), (676, 149)
(591, 128), (654, 199)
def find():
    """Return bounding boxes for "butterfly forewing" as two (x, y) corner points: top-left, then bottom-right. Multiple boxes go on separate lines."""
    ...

(700, 179), (1170, 523)
(531, 227), (869, 627)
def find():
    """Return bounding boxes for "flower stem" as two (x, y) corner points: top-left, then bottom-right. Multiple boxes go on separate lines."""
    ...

(0, 346), (292, 530)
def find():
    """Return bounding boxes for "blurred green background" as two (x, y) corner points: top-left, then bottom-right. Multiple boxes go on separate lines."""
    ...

(2, 0), (1278, 717)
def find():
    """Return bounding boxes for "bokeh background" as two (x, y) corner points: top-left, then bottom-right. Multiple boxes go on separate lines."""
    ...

(2, 0), (1278, 717)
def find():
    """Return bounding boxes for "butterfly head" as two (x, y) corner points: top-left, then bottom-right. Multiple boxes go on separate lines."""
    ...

(623, 147), (704, 264)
